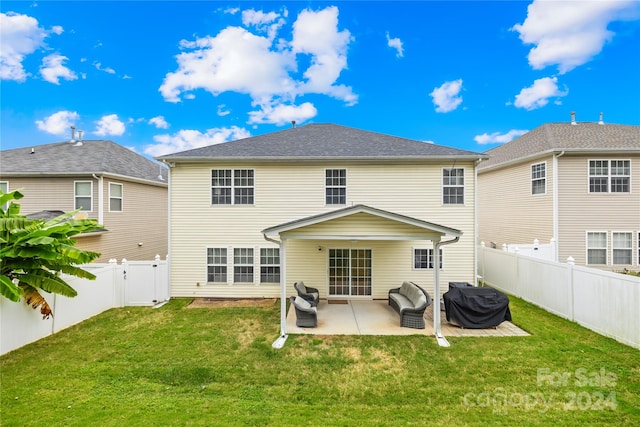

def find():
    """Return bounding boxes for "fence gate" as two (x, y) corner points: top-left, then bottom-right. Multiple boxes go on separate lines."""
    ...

(124, 258), (169, 306)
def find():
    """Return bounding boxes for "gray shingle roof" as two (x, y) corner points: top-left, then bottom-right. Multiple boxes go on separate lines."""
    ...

(0, 140), (168, 184)
(156, 123), (485, 161)
(479, 122), (640, 171)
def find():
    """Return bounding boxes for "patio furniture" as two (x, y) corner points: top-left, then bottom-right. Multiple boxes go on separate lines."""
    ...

(290, 296), (318, 328)
(388, 281), (432, 329)
(294, 281), (320, 307)
(443, 285), (511, 329)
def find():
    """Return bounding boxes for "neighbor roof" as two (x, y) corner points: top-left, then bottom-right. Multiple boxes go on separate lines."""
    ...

(479, 122), (640, 171)
(156, 123), (486, 162)
(0, 140), (167, 184)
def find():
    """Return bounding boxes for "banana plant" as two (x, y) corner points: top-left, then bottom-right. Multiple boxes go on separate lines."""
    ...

(0, 190), (101, 318)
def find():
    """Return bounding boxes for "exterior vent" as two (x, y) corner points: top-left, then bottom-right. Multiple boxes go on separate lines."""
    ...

(598, 112), (604, 125)
(570, 112), (577, 125)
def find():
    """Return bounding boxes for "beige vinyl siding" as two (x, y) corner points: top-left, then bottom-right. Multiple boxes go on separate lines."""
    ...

(85, 179), (168, 262)
(557, 154), (640, 267)
(1, 176), (167, 262)
(3, 177), (96, 215)
(478, 156), (554, 247)
(168, 162), (478, 299)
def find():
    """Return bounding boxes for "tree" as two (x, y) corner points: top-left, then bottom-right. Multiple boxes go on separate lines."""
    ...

(0, 190), (101, 318)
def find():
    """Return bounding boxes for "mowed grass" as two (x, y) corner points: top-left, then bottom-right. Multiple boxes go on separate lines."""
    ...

(1, 297), (638, 426)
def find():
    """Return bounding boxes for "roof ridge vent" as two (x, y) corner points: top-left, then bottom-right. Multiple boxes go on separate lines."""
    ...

(570, 111), (577, 125)
(598, 112), (604, 125)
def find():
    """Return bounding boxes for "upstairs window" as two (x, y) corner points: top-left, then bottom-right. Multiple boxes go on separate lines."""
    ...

(443, 168), (464, 204)
(326, 169), (346, 205)
(589, 160), (630, 193)
(207, 248), (227, 283)
(612, 232), (632, 265)
(0, 181), (8, 210)
(212, 169), (254, 205)
(260, 248), (280, 284)
(109, 183), (123, 212)
(531, 162), (546, 195)
(587, 232), (607, 265)
(413, 248), (444, 269)
(74, 181), (92, 211)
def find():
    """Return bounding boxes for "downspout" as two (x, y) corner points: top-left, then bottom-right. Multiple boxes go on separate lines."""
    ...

(474, 157), (482, 284)
(92, 174), (103, 224)
(162, 161), (173, 303)
(263, 233), (288, 349)
(552, 151), (564, 262)
(433, 235), (460, 347)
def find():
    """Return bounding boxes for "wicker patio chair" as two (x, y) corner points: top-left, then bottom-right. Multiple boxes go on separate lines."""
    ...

(294, 281), (320, 307)
(290, 296), (318, 327)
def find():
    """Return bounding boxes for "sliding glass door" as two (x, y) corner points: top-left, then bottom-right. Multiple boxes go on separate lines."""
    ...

(328, 249), (372, 297)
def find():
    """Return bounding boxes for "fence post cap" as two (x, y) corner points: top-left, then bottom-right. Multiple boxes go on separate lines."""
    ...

(480, 241), (485, 247)
(566, 256), (575, 265)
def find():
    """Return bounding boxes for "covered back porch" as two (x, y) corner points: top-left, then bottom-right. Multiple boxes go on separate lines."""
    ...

(263, 205), (472, 348)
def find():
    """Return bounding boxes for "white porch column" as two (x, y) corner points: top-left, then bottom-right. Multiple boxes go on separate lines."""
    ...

(272, 237), (288, 349)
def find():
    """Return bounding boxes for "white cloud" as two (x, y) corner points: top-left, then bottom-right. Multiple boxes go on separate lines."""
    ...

(291, 6), (356, 105)
(159, 5), (356, 125)
(217, 104), (231, 116)
(40, 53), (77, 84)
(474, 129), (529, 145)
(143, 126), (251, 157)
(242, 8), (286, 40)
(0, 12), (48, 81)
(93, 61), (116, 74)
(512, 0), (639, 74)
(430, 79), (463, 113)
(386, 32), (404, 58)
(94, 114), (125, 137)
(248, 102), (317, 125)
(149, 116), (169, 129)
(512, 76), (568, 110)
(35, 110), (79, 136)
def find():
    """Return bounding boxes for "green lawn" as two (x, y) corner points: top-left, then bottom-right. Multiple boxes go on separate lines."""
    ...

(1, 297), (638, 426)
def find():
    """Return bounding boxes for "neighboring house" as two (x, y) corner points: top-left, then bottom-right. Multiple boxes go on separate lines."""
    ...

(477, 116), (640, 270)
(156, 123), (487, 305)
(0, 138), (168, 262)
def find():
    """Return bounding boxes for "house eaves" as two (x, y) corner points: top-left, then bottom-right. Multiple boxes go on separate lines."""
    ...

(262, 204), (463, 240)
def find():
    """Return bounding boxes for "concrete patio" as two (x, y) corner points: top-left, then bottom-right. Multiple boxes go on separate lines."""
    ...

(286, 300), (529, 337)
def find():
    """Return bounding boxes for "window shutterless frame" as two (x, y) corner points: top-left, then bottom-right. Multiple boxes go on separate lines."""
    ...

(74, 180), (93, 212)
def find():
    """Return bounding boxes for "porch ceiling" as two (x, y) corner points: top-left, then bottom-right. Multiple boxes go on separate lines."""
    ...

(262, 204), (462, 241)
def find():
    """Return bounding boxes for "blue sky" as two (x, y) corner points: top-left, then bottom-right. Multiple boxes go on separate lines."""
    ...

(2, 1), (639, 158)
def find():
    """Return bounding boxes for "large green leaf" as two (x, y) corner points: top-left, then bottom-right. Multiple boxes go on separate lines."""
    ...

(0, 275), (22, 302)
(19, 271), (78, 298)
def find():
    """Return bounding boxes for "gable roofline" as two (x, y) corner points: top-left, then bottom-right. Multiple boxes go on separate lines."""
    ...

(156, 123), (487, 163)
(478, 122), (640, 172)
(262, 204), (463, 238)
(0, 140), (168, 185)
(478, 147), (640, 173)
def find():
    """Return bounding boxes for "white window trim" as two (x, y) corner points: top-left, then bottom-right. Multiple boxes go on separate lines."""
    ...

(233, 247), (255, 284)
(0, 181), (8, 210)
(108, 182), (123, 212)
(588, 159), (631, 194)
(211, 169), (255, 205)
(260, 247), (281, 284)
(412, 246), (444, 270)
(531, 161), (547, 195)
(325, 168), (347, 206)
(611, 231), (633, 266)
(206, 247), (228, 284)
(74, 180), (93, 212)
(442, 167), (465, 205)
(586, 231), (608, 266)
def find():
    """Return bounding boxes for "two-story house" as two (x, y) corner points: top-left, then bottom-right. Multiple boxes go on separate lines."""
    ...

(478, 116), (640, 270)
(156, 124), (487, 308)
(0, 137), (168, 262)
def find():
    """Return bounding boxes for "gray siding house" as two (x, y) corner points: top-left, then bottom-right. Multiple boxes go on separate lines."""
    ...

(0, 138), (168, 262)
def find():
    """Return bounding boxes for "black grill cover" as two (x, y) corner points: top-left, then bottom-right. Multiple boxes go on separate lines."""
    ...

(443, 286), (512, 328)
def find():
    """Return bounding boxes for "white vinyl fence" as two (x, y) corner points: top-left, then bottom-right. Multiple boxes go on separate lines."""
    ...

(478, 244), (640, 349)
(0, 256), (169, 356)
